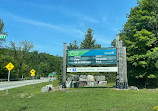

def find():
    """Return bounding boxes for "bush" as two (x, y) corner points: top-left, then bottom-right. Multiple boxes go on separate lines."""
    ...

(153, 106), (158, 111)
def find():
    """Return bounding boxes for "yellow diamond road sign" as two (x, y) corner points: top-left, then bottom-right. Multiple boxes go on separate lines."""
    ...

(6, 62), (14, 71)
(30, 69), (36, 74)
(31, 73), (35, 76)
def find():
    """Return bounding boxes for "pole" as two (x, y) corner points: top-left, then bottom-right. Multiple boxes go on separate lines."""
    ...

(33, 76), (34, 88)
(6, 70), (10, 95)
(123, 47), (128, 89)
(116, 35), (119, 88)
(62, 43), (67, 88)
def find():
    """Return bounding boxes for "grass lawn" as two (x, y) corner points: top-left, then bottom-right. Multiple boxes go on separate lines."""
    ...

(0, 80), (158, 111)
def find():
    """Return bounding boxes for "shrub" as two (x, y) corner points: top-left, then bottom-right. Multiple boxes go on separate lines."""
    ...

(153, 106), (158, 111)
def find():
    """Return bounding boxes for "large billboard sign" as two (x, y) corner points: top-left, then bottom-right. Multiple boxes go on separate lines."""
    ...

(67, 48), (117, 65)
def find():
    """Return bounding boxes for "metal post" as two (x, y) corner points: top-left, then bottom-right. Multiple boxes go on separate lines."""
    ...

(6, 70), (10, 95)
(62, 43), (67, 88)
(33, 76), (34, 88)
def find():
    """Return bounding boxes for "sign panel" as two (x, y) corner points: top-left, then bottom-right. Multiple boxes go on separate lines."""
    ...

(6, 62), (14, 71)
(0, 34), (6, 40)
(67, 67), (118, 72)
(30, 69), (36, 74)
(67, 48), (117, 65)
(31, 73), (35, 76)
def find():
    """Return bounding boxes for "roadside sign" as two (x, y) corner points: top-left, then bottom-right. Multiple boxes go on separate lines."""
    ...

(49, 74), (54, 76)
(30, 69), (36, 88)
(0, 34), (6, 40)
(49, 72), (56, 76)
(30, 69), (36, 74)
(6, 62), (14, 71)
(31, 73), (35, 76)
(6, 62), (14, 95)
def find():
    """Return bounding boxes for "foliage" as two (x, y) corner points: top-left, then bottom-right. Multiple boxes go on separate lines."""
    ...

(153, 106), (158, 111)
(0, 18), (4, 34)
(80, 27), (101, 48)
(111, 0), (158, 88)
(67, 27), (101, 49)
(67, 40), (79, 50)
(0, 48), (62, 79)
(0, 18), (7, 46)
(10, 40), (34, 77)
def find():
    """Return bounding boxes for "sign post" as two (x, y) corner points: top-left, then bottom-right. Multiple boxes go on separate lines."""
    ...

(62, 43), (67, 88)
(5, 62), (14, 95)
(30, 69), (36, 88)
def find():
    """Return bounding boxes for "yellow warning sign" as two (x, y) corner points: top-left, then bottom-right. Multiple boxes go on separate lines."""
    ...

(6, 62), (14, 71)
(31, 73), (35, 76)
(30, 69), (35, 76)
(30, 69), (36, 74)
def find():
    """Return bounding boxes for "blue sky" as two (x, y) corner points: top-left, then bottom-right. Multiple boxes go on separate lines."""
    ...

(0, 0), (137, 56)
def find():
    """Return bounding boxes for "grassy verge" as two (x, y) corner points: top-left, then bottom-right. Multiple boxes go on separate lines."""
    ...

(0, 81), (158, 111)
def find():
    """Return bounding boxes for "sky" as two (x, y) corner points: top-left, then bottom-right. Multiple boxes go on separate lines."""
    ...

(0, 0), (137, 56)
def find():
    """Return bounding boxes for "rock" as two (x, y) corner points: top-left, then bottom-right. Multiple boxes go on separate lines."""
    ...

(87, 81), (98, 87)
(79, 75), (87, 81)
(70, 74), (79, 81)
(129, 86), (139, 91)
(41, 84), (53, 92)
(94, 76), (105, 81)
(65, 81), (71, 88)
(87, 75), (95, 81)
(98, 81), (107, 86)
(67, 77), (72, 81)
(71, 81), (79, 88)
(78, 81), (87, 87)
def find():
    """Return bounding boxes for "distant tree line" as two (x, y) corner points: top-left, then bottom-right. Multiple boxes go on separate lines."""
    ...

(0, 19), (62, 79)
(0, 47), (62, 79)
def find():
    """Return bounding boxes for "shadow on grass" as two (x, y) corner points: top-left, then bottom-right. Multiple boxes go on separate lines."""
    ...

(80, 86), (114, 88)
(18, 107), (28, 111)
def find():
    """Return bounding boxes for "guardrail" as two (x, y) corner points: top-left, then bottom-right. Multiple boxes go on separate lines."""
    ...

(0, 77), (42, 82)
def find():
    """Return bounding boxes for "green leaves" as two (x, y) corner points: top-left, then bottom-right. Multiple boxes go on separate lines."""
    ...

(68, 27), (101, 49)
(113, 0), (158, 87)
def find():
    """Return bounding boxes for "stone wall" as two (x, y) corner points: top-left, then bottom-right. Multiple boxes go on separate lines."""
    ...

(65, 74), (107, 88)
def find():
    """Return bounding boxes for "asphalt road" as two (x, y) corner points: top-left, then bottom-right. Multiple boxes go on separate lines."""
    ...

(0, 78), (50, 91)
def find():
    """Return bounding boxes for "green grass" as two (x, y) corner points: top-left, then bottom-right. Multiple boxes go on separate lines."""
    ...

(0, 81), (158, 111)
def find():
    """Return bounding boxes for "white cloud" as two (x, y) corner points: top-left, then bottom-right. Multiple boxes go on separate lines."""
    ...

(3, 13), (84, 37)
(74, 13), (99, 23)
(29, 3), (99, 24)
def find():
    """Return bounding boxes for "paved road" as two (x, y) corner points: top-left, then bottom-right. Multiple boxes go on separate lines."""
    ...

(0, 78), (50, 91)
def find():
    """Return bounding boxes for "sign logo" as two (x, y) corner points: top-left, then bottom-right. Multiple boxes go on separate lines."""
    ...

(73, 68), (76, 72)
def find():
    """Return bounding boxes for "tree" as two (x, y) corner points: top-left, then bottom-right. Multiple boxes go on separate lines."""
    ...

(112, 0), (158, 87)
(0, 19), (4, 34)
(80, 27), (101, 48)
(67, 40), (79, 50)
(0, 19), (7, 47)
(10, 40), (34, 77)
